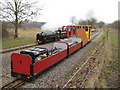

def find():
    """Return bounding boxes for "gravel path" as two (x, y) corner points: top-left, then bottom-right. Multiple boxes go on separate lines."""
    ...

(1, 30), (102, 88)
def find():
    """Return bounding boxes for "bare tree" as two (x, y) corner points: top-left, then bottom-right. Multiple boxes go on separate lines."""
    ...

(86, 10), (97, 26)
(78, 19), (87, 25)
(0, 0), (42, 38)
(86, 18), (97, 26)
(78, 18), (97, 27)
(78, 10), (97, 27)
(70, 16), (77, 25)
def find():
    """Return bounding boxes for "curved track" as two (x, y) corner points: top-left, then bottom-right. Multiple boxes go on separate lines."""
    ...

(1, 30), (102, 89)
(62, 37), (105, 88)
(1, 30), (101, 54)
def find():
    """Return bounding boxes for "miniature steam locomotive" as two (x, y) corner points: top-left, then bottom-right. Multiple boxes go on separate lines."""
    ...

(36, 26), (81, 44)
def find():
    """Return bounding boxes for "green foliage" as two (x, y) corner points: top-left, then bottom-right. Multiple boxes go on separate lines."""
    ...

(2, 37), (35, 49)
(107, 20), (119, 30)
(97, 21), (105, 28)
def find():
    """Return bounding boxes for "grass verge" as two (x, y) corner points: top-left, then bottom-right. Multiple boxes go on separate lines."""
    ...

(2, 37), (35, 49)
(2, 28), (50, 49)
(95, 28), (119, 88)
(64, 30), (107, 82)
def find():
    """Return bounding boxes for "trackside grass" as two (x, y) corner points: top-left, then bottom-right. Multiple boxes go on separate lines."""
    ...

(65, 29), (107, 80)
(2, 28), (50, 49)
(95, 28), (119, 88)
(67, 28), (119, 88)
(2, 37), (35, 49)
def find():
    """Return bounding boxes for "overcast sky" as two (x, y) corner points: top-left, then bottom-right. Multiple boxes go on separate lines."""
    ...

(1, 0), (119, 30)
(38, 0), (119, 30)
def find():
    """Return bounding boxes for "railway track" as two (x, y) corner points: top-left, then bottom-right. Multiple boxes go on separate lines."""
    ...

(2, 79), (26, 89)
(0, 43), (38, 54)
(1, 30), (102, 89)
(1, 30), (101, 54)
(80, 45), (105, 88)
(92, 30), (101, 40)
(61, 36), (105, 89)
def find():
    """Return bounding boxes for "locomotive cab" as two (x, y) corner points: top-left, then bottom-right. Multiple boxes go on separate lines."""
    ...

(81, 25), (92, 41)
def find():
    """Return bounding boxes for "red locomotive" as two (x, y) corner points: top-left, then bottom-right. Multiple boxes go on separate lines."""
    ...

(11, 25), (92, 81)
(61, 25), (81, 37)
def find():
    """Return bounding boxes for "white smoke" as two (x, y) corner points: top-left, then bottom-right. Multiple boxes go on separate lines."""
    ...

(41, 21), (70, 31)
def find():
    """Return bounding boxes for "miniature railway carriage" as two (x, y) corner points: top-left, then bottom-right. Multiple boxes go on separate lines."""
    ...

(11, 25), (92, 81)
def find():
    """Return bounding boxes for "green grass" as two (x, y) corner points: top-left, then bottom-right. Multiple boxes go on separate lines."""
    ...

(104, 67), (111, 75)
(8, 28), (49, 38)
(2, 28), (50, 49)
(65, 28), (118, 88)
(109, 28), (119, 54)
(70, 82), (77, 87)
(65, 29), (110, 88)
(109, 28), (119, 63)
(109, 28), (119, 71)
(95, 28), (118, 88)
(74, 75), (84, 81)
(2, 37), (35, 49)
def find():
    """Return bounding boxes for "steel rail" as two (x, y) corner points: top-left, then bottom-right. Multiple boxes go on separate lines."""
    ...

(0, 43), (38, 54)
(1, 30), (102, 89)
(61, 38), (104, 89)
(80, 45), (105, 87)
(1, 30), (101, 54)
(2, 79), (26, 89)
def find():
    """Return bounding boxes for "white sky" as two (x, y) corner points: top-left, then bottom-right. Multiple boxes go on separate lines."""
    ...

(38, 0), (119, 30)
(1, 0), (119, 30)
